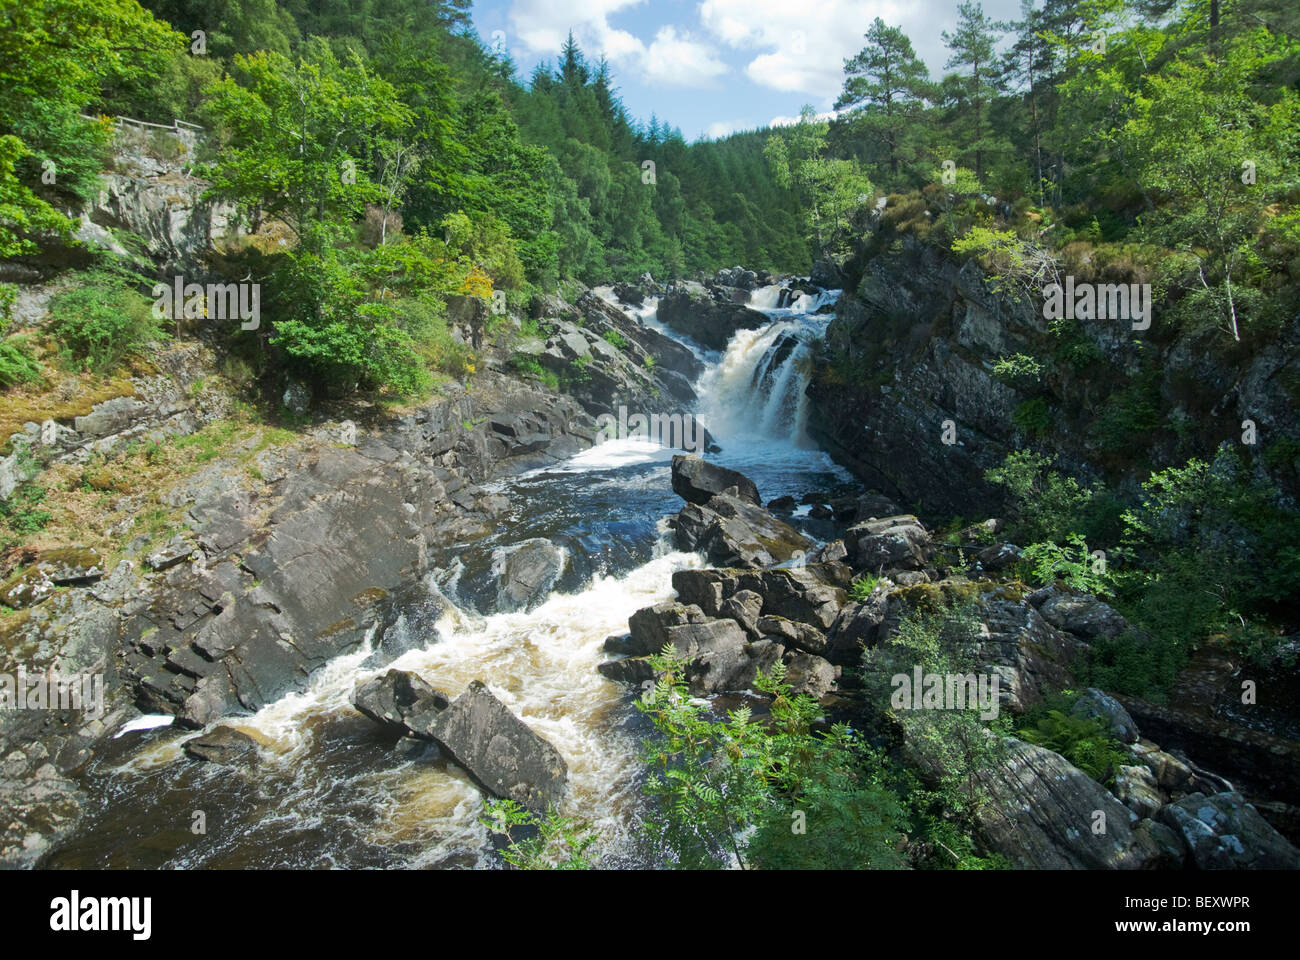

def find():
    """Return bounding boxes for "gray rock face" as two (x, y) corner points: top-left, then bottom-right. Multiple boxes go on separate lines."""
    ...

(671, 455), (760, 506)
(1114, 765), (1164, 819)
(1159, 792), (1300, 869)
(1072, 688), (1139, 743)
(656, 288), (769, 351)
(493, 539), (564, 612)
(352, 669), (450, 740)
(845, 515), (931, 572)
(427, 682), (568, 814)
(674, 494), (813, 568)
(824, 596), (888, 665)
(950, 737), (1164, 869)
(0, 773), (84, 869)
(624, 601), (710, 656)
(183, 725), (260, 764)
(1032, 586), (1131, 640)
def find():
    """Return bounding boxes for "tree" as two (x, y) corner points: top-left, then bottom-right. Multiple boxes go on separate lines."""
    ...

(836, 18), (932, 180)
(942, 1), (1001, 181)
(765, 107), (873, 259)
(203, 41), (412, 253)
(0, 0), (183, 247)
(1118, 30), (1299, 340)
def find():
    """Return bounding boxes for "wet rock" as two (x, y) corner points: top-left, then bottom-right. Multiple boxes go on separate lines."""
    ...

(1072, 688), (1139, 743)
(671, 455), (760, 506)
(625, 601), (710, 656)
(1158, 792), (1300, 869)
(0, 774), (84, 869)
(675, 494), (813, 569)
(352, 669), (450, 740)
(612, 282), (644, 306)
(493, 539), (564, 612)
(767, 495), (797, 512)
(183, 725), (261, 765)
(656, 289), (769, 351)
(427, 681), (568, 814)
(597, 657), (655, 686)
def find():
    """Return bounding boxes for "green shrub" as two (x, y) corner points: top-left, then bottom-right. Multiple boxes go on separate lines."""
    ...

(47, 271), (165, 374)
(849, 573), (880, 601)
(602, 329), (629, 350)
(0, 337), (43, 389)
(637, 650), (908, 869)
(1017, 708), (1128, 785)
(1012, 397), (1052, 436)
(479, 799), (596, 870)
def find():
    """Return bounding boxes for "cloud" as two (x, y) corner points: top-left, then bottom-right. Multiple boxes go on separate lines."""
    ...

(643, 26), (728, 87)
(703, 119), (753, 139)
(768, 109), (838, 128)
(698, 0), (1023, 101)
(508, 0), (727, 88)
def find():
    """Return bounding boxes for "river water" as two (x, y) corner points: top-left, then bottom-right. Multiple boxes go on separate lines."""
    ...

(48, 284), (856, 869)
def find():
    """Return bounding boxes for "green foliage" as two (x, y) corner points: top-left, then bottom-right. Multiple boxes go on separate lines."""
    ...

(861, 598), (1011, 826)
(1017, 708), (1128, 786)
(1019, 533), (1113, 596)
(47, 269), (165, 373)
(1011, 397), (1052, 437)
(479, 798), (597, 870)
(601, 329), (628, 350)
(0, 479), (52, 544)
(991, 353), (1044, 391)
(0, 337), (43, 389)
(849, 573), (880, 601)
(636, 649), (908, 869)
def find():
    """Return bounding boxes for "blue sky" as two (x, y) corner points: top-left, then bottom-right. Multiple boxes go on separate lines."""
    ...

(469, 0), (1026, 141)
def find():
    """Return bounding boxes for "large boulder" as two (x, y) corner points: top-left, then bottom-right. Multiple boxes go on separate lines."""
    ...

(656, 289), (770, 350)
(1071, 688), (1139, 743)
(845, 515), (932, 572)
(1158, 792), (1300, 869)
(352, 669), (450, 740)
(427, 681), (568, 814)
(183, 725), (261, 765)
(493, 539), (565, 612)
(621, 601), (710, 656)
(671, 455), (760, 506)
(674, 495), (813, 568)
(1029, 585), (1131, 640)
(947, 736), (1166, 869)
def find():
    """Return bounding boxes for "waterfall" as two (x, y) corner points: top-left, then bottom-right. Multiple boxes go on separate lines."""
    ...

(696, 287), (840, 447)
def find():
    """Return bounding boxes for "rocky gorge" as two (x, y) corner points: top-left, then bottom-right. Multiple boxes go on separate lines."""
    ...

(1, 122), (1297, 871)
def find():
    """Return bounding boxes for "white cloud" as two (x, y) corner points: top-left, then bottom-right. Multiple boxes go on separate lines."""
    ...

(768, 109), (838, 128)
(704, 119), (753, 139)
(644, 26), (729, 87)
(508, 0), (727, 88)
(698, 0), (1022, 101)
